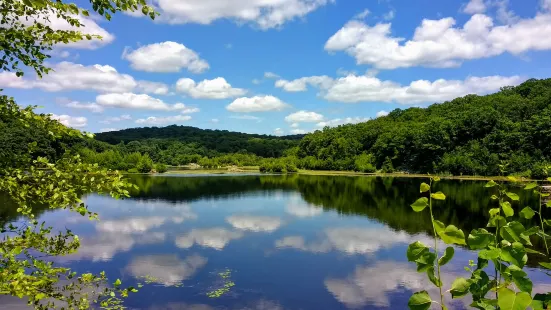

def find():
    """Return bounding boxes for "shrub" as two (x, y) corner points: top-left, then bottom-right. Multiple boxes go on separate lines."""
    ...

(155, 163), (168, 173)
(530, 162), (551, 179)
(127, 168), (139, 173)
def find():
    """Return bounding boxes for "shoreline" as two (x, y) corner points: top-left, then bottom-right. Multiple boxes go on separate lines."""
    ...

(147, 168), (536, 181)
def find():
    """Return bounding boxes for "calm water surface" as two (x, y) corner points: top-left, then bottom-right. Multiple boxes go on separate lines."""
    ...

(3, 174), (551, 309)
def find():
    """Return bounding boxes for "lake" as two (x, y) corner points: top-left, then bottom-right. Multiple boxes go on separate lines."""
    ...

(1, 174), (550, 309)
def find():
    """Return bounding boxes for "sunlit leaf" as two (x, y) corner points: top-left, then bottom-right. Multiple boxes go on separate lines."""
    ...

(468, 228), (494, 250)
(427, 267), (442, 287)
(438, 225), (466, 245)
(411, 197), (428, 212)
(431, 191), (446, 200)
(407, 241), (429, 262)
(420, 182), (430, 193)
(497, 288), (531, 310)
(506, 192), (520, 201)
(450, 277), (471, 299)
(519, 207), (535, 219)
(501, 201), (514, 217)
(408, 291), (432, 310)
(485, 180), (497, 188)
(524, 183), (538, 190)
(479, 248), (500, 260)
(438, 247), (454, 266)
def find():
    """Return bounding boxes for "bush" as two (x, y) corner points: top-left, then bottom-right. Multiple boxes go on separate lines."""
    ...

(530, 162), (550, 179)
(127, 168), (139, 173)
(136, 154), (154, 173)
(381, 156), (395, 173)
(155, 163), (168, 173)
(354, 153), (377, 173)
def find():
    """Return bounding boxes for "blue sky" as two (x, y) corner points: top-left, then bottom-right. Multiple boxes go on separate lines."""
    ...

(2, 0), (551, 135)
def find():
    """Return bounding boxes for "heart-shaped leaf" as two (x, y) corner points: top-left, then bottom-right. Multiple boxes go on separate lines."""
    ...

(468, 228), (494, 250)
(519, 207), (535, 219)
(506, 192), (520, 201)
(438, 225), (466, 245)
(408, 291), (432, 310)
(485, 180), (497, 187)
(431, 191), (446, 200)
(501, 201), (514, 217)
(438, 247), (454, 266)
(420, 182), (430, 193)
(497, 288), (532, 310)
(524, 183), (538, 190)
(450, 277), (471, 299)
(411, 197), (428, 212)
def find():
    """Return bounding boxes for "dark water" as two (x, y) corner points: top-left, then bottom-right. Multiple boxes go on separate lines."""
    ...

(2, 174), (551, 309)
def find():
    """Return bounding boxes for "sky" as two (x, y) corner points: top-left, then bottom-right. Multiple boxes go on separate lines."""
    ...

(2, 0), (551, 135)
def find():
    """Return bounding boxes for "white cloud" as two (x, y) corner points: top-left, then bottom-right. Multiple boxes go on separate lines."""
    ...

(275, 236), (332, 253)
(96, 93), (191, 111)
(136, 80), (170, 95)
(64, 101), (104, 113)
(226, 96), (289, 112)
(354, 9), (370, 19)
(126, 255), (207, 286)
(0, 62), (169, 96)
(275, 75), (333, 92)
(544, 0), (551, 11)
(290, 123), (299, 128)
(211, 118), (219, 123)
(175, 228), (244, 250)
(146, 0), (332, 29)
(135, 115), (192, 125)
(19, 12), (114, 49)
(323, 74), (523, 104)
(226, 215), (283, 232)
(264, 72), (280, 79)
(50, 114), (87, 128)
(382, 10), (395, 21)
(252, 78), (262, 85)
(122, 41), (209, 73)
(325, 13), (551, 69)
(290, 129), (307, 134)
(97, 217), (166, 234)
(463, 0), (486, 14)
(285, 198), (322, 218)
(100, 114), (132, 124)
(376, 110), (389, 118)
(176, 77), (246, 99)
(316, 117), (369, 127)
(181, 107), (200, 114)
(285, 110), (324, 123)
(274, 128), (285, 136)
(229, 115), (262, 121)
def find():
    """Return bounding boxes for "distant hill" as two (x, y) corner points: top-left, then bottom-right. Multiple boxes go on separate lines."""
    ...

(296, 78), (551, 177)
(95, 125), (303, 157)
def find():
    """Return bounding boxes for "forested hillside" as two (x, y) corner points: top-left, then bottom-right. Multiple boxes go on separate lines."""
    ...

(295, 78), (551, 177)
(95, 125), (302, 158)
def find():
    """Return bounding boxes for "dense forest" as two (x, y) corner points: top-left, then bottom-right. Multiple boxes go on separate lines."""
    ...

(4, 78), (551, 177)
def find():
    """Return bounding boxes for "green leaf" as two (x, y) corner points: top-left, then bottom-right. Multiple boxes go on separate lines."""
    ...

(407, 241), (429, 262)
(532, 293), (551, 310)
(501, 201), (514, 217)
(438, 247), (454, 266)
(438, 225), (466, 245)
(485, 180), (497, 187)
(539, 262), (551, 269)
(411, 197), (428, 212)
(408, 291), (432, 310)
(490, 195), (498, 200)
(525, 248), (545, 256)
(508, 176), (519, 182)
(488, 215), (506, 228)
(524, 182), (538, 190)
(506, 192), (520, 201)
(479, 248), (500, 260)
(427, 267), (442, 287)
(497, 288), (532, 310)
(500, 222), (526, 244)
(489, 208), (500, 216)
(114, 279), (122, 287)
(468, 228), (494, 250)
(433, 220), (445, 235)
(420, 182), (430, 193)
(501, 242), (528, 268)
(415, 252), (437, 272)
(450, 277), (471, 299)
(511, 273), (533, 294)
(519, 207), (536, 219)
(431, 191), (446, 200)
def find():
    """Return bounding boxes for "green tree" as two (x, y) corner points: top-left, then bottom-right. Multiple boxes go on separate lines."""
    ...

(1, 0), (156, 308)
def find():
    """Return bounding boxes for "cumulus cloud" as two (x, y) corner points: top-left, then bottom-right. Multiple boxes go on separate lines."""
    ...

(99, 114), (132, 124)
(325, 13), (551, 69)
(176, 77), (246, 99)
(97, 213), (196, 234)
(275, 236), (332, 253)
(100, 128), (118, 132)
(64, 100), (104, 113)
(274, 128), (285, 136)
(463, 0), (487, 14)
(18, 12), (114, 49)
(226, 215), (283, 232)
(175, 228), (243, 250)
(142, 0), (332, 29)
(122, 41), (209, 73)
(50, 114), (87, 128)
(285, 198), (322, 217)
(135, 115), (192, 125)
(275, 75), (333, 92)
(323, 74), (523, 104)
(285, 110), (324, 123)
(96, 93), (192, 111)
(126, 255), (207, 286)
(229, 115), (262, 121)
(0, 62), (168, 95)
(316, 117), (369, 127)
(290, 129), (308, 134)
(290, 123), (299, 128)
(226, 96), (289, 112)
(376, 110), (389, 118)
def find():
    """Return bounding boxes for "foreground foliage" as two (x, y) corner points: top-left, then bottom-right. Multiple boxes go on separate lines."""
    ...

(406, 171), (551, 310)
(1, 0), (157, 308)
